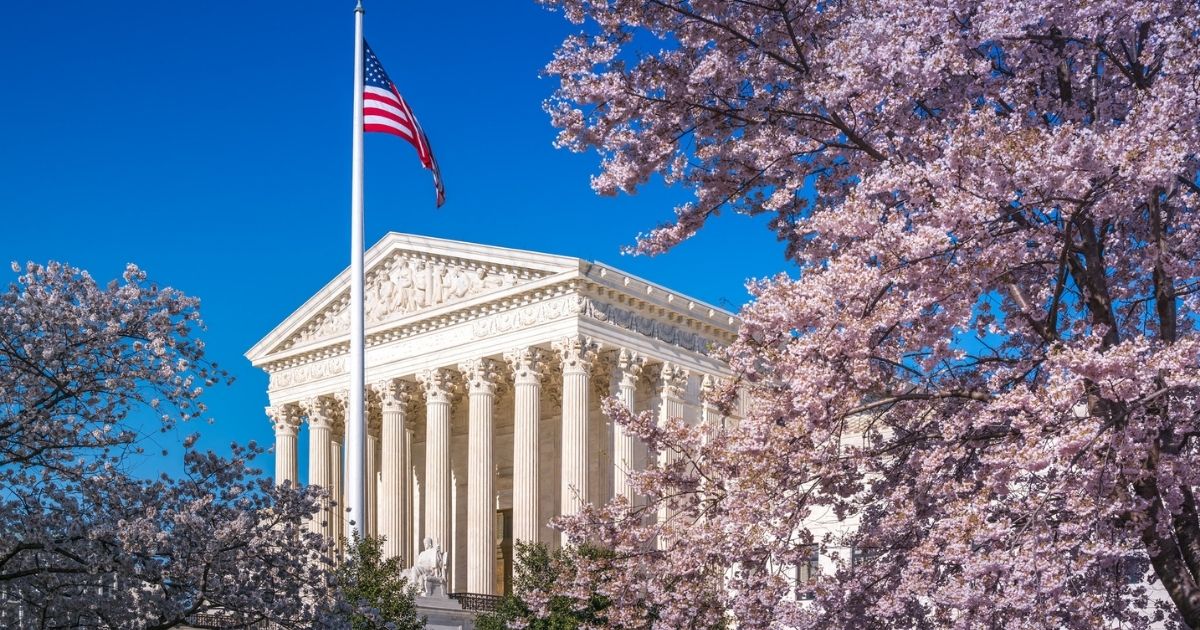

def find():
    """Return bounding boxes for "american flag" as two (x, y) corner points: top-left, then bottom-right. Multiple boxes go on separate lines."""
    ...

(363, 40), (445, 207)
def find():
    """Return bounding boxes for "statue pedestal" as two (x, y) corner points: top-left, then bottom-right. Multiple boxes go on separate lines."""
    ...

(406, 542), (474, 628)
(415, 591), (476, 630)
(423, 576), (451, 600)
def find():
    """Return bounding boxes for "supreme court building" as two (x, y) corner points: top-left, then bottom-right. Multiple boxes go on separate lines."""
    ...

(246, 233), (738, 596)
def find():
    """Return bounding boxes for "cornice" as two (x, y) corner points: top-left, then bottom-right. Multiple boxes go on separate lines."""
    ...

(251, 238), (743, 382)
(258, 275), (739, 377)
(582, 261), (739, 330)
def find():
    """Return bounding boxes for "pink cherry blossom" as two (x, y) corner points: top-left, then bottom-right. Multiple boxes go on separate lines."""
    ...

(0, 262), (340, 628)
(541, 1), (1200, 628)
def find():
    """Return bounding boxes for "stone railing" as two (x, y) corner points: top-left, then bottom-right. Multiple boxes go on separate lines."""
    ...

(184, 612), (274, 629)
(449, 592), (504, 613)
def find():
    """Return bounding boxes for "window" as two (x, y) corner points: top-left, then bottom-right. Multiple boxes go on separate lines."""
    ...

(1122, 554), (1150, 585)
(852, 545), (882, 568)
(796, 545), (820, 600)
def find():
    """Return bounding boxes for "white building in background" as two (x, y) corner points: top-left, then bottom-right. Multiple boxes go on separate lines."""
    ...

(246, 233), (738, 596)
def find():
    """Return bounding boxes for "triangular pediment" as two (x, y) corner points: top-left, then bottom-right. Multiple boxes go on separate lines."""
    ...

(247, 233), (580, 362)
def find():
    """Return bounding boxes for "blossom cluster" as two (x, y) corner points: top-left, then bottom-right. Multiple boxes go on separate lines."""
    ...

(541, 1), (1200, 627)
(0, 262), (338, 628)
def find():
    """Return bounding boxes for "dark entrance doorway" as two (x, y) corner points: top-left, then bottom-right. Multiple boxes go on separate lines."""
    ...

(496, 509), (513, 595)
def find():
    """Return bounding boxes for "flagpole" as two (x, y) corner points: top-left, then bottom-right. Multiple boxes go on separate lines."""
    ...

(346, 0), (367, 542)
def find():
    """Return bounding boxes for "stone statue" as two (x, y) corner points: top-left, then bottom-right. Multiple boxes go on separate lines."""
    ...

(404, 537), (447, 597)
(394, 261), (414, 313)
(431, 264), (446, 305)
(448, 266), (471, 299)
(478, 268), (516, 290)
(369, 268), (395, 322)
(413, 262), (429, 308)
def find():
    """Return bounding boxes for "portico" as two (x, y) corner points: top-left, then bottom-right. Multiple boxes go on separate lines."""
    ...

(249, 233), (737, 595)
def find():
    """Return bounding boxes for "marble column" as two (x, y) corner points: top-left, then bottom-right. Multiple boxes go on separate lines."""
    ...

(366, 409), (380, 537)
(267, 404), (300, 486)
(331, 416), (346, 550)
(611, 350), (643, 503)
(303, 397), (335, 540)
(461, 358), (502, 594)
(407, 427), (416, 563)
(697, 374), (721, 512)
(375, 379), (414, 563)
(700, 374), (720, 441)
(657, 362), (689, 457)
(505, 347), (546, 545)
(657, 362), (688, 538)
(419, 368), (456, 562)
(554, 336), (600, 539)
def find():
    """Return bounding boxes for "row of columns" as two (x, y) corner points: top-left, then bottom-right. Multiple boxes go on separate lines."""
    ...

(268, 337), (718, 594)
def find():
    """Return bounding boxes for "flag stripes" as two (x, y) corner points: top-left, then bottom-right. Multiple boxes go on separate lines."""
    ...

(364, 87), (415, 140)
(363, 40), (444, 207)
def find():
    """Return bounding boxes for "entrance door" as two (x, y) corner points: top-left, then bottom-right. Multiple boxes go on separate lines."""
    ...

(496, 509), (513, 595)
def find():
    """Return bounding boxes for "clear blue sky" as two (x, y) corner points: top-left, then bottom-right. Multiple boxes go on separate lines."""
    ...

(0, 1), (787, 478)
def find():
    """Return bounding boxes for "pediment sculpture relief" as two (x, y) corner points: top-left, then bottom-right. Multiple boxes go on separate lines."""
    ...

(281, 254), (529, 350)
(366, 255), (518, 323)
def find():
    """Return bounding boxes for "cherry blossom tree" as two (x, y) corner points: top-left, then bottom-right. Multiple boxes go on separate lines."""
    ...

(541, 1), (1200, 628)
(0, 262), (336, 628)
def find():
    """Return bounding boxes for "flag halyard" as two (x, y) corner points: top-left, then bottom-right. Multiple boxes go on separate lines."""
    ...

(363, 40), (445, 207)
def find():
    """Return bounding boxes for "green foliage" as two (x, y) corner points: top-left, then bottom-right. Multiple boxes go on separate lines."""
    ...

(336, 532), (425, 630)
(475, 541), (611, 630)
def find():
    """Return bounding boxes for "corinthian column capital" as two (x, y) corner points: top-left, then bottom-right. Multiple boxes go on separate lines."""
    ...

(418, 367), (459, 404)
(325, 391), (349, 437)
(266, 404), (301, 435)
(658, 361), (689, 400)
(458, 357), (504, 395)
(372, 378), (417, 411)
(504, 347), (548, 385)
(553, 336), (601, 374)
(301, 395), (340, 430)
(700, 374), (728, 407)
(613, 348), (645, 389)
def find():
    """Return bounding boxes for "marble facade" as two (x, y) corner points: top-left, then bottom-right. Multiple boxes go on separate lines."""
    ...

(247, 233), (738, 595)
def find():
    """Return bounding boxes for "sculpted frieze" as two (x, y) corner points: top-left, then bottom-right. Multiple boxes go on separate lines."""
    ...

(468, 295), (719, 355)
(581, 298), (717, 355)
(371, 327), (474, 365)
(269, 327), (474, 392)
(470, 295), (578, 338)
(269, 355), (347, 390)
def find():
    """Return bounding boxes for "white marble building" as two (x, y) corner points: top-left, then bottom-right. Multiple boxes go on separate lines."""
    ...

(246, 233), (738, 595)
